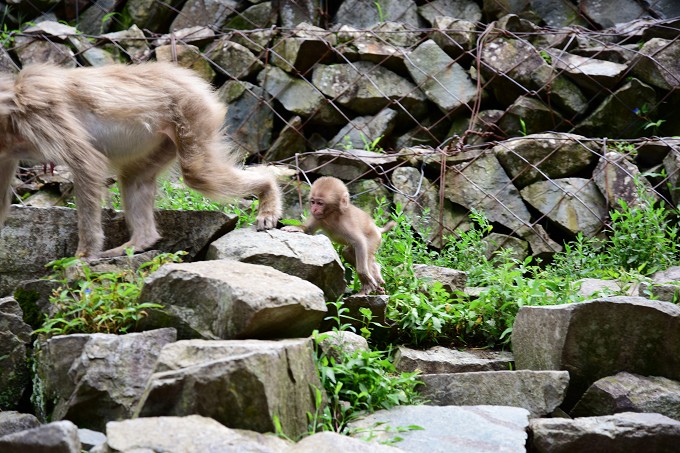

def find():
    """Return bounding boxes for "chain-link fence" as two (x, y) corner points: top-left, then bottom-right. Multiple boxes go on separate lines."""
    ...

(2, 0), (679, 255)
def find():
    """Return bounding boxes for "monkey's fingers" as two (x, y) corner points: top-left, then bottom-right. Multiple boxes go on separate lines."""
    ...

(281, 225), (304, 233)
(256, 214), (279, 230)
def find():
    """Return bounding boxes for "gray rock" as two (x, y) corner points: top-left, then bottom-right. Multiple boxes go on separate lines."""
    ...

(483, 233), (529, 262)
(0, 411), (40, 437)
(335, 28), (406, 72)
(575, 278), (640, 298)
(580, 0), (647, 29)
(334, 0), (421, 28)
(520, 178), (607, 238)
(480, 34), (545, 105)
(270, 27), (331, 74)
(393, 346), (513, 373)
(156, 43), (216, 81)
(34, 329), (177, 431)
(572, 372), (680, 420)
(0, 206), (235, 296)
(418, 0), (481, 25)
(136, 339), (320, 438)
(318, 330), (369, 362)
(264, 116), (307, 162)
(421, 370), (569, 417)
(350, 405), (529, 452)
(153, 26), (216, 47)
(494, 133), (598, 189)
(171, 0), (238, 30)
(126, 0), (184, 32)
(0, 420), (80, 453)
(573, 78), (657, 139)
(219, 81), (274, 157)
(593, 151), (657, 210)
(209, 38), (263, 80)
(497, 96), (564, 138)
(347, 178), (391, 215)
(139, 260), (326, 340)
(530, 412), (680, 452)
(279, 0), (321, 28)
(297, 149), (398, 180)
(329, 108), (398, 149)
(291, 431), (405, 452)
(531, 0), (586, 28)
(14, 39), (77, 67)
(512, 296), (680, 410)
(0, 297), (32, 410)
(105, 415), (290, 453)
(101, 25), (150, 63)
(78, 428), (106, 450)
(405, 39), (477, 113)
(631, 38), (680, 90)
(258, 66), (344, 126)
(547, 49), (628, 92)
(530, 65), (589, 117)
(224, 2), (275, 30)
(312, 61), (427, 118)
(391, 167), (469, 247)
(413, 264), (467, 293)
(443, 151), (562, 255)
(431, 17), (477, 58)
(640, 266), (680, 302)
(206, 227), (346, 300)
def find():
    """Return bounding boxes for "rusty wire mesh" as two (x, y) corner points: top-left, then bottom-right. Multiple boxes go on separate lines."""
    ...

(1, 0), (679, 254)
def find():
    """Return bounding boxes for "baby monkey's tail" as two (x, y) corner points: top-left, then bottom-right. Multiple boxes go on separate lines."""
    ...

(380, 221), (397, 234)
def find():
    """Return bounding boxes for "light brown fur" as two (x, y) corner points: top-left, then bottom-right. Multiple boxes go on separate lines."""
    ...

(0, 62), (282, 258)
(282, 176), (395, 295)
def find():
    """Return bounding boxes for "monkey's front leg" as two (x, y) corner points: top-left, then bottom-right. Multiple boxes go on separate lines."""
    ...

(72, 173), (106, 259)
(0, 158), (18, 227)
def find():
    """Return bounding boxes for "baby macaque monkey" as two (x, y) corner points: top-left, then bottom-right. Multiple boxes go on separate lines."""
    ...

(283, 176), (395, 295)
(0, 62), (282, 259)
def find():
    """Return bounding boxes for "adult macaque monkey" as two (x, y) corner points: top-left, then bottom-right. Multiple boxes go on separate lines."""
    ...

(282, 176), (395, 295)
(0, 63), (282, 258)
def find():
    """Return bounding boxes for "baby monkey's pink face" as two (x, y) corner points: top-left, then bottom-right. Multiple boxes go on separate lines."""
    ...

(310, 197), (327, 219)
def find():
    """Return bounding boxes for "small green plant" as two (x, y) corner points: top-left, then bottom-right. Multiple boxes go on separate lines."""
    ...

(33, 250), (186, 337)
(108, 177), (259, 228)
(518, 118), (528, 136)
(539, 50), (552, 65)
(374, 1), (385, 23)
(307, 301), (422, 434)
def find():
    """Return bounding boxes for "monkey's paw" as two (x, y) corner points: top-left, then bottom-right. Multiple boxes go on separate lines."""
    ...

(256, 214), (279, 230)
(281, 225), (305, 233)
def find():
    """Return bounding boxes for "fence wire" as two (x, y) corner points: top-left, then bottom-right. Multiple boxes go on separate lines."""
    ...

(2, 0), (679, 254)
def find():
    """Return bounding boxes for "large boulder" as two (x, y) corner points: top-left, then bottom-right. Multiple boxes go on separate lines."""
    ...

(34, 328), (177, 431)
(139, 260), (327, 340)
(0, 420), (80, 453)
(512, 296), (680, 409)
(571, 372), (680, 420)
(530, 412), (680, 452)
(420, 370), (569, 417)
(393, 345), (513, 373)
(0, 206), (235, 296)
(0, 297), (32, 409)
(350, 405), (529, 452)
(206, 228), (346, 301)
(135, 338), (321, 439)
(103, 415), (290, 453)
